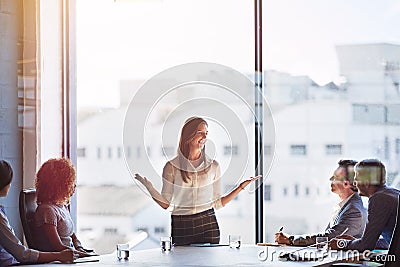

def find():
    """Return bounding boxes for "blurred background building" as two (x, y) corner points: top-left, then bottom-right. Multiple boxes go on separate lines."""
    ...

(76, 43), (400, 253)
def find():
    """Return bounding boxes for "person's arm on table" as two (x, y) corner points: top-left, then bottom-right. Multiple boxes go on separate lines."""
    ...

(292, 205), (363, 247)
(37, 249), (74, 263)
(1, 214), (73, 264)
(40, 224), (91, 257)
(332, 194), (391, 251)
(72, 232), (95, 253)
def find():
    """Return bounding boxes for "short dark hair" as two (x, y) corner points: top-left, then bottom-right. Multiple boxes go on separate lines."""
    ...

(338, 159), (358, 191)
(0, 160), (13, 191)
(355, 159), (386, 185)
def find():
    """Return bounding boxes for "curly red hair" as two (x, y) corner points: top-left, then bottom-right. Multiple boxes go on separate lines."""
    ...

(35, 158), (76, 204)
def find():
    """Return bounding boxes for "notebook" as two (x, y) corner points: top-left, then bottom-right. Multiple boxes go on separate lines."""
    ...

(189, 243), (229, 247)
(72, 256), (100, 264)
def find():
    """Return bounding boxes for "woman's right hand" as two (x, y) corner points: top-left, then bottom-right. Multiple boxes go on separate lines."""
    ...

(134, 173), (153, 189)
(74, 249), (95, 258)
(58, 248), (74, 263)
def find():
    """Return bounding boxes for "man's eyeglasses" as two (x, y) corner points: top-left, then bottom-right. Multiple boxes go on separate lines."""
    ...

(330, 175), (345, 182)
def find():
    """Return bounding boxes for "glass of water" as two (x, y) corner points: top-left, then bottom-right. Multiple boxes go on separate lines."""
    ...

(160, 236), (172, 252)
(229, 235), (241, 248)
(116, 243), (129, 260)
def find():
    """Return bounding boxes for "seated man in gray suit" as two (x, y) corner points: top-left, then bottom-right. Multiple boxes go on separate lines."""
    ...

(275, 159), (367, 246)
(331, 159), (400, 251)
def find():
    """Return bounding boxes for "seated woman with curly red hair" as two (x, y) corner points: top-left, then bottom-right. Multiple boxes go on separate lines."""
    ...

(0, 160), (73, 266)
(34, 158), (93, 257)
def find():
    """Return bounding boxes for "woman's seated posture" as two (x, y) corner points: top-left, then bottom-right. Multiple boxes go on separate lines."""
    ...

(34, 158), (93, 257)
(0, 160), (73, 266)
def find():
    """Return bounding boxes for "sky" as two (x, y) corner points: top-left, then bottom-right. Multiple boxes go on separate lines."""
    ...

(76, 0), (400, 108)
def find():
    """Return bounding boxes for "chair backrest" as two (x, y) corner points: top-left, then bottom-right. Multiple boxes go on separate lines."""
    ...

(385, 194), (400, 267)
(19, 188), (39, 249)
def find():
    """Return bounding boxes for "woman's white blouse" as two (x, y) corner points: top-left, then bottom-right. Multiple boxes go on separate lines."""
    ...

(161, 156), (223, 215)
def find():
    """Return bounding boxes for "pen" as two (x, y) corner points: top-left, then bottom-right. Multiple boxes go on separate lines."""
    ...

(339, 227), (349, 236)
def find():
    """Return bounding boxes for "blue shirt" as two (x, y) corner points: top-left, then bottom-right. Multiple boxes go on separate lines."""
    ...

(0, 205), (39, 266)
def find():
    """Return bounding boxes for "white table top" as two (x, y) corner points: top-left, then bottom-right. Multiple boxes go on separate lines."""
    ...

(19, 245), (378, 266)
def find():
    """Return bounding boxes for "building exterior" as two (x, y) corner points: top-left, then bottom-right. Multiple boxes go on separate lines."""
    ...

(76, 43), (400, 252)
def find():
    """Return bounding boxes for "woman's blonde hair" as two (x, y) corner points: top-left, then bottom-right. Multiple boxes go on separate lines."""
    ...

(178, 117), (209, 183)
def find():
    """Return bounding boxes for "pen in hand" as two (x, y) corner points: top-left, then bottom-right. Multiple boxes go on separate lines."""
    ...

(339, 227), (349, 236)
(271, 226), (287, 246)
(277, 227), (284, 243)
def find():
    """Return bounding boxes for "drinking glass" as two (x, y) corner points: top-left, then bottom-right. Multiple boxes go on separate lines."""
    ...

(116, 243), (129, 260)
(160, 236), (172, 252)
(229, 235), (241, 248)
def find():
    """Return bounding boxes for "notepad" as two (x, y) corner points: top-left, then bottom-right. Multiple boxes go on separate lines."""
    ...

(189, 243), (229, 247)
(72, 257), (100, 264)
(257, 242), (282, 247)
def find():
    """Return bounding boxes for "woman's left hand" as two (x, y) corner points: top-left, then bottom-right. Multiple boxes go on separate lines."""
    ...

(239, 175), (262, 190)
(75, 246), (94, 253)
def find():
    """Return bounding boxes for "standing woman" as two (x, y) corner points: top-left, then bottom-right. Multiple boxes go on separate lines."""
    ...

(34, 158), (92, 257)
(0, 160), (73, 266)
(135, 117), (260, 245)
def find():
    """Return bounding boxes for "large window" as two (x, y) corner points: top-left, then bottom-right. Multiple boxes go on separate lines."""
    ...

(5, 1), (400, 251)
(263, 0), (400, 241)
(0, 0), (74, 238)
(74, 0), (400, 252)
(76, 0), (256, 253)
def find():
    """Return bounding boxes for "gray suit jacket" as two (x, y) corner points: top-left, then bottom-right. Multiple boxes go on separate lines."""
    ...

(292, 193), (367, 246)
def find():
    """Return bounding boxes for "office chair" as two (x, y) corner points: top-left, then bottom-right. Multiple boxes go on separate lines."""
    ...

(19, 188), (39, 249)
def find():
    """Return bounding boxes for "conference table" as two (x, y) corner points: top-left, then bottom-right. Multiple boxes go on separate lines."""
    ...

(21, 244), (382, 266)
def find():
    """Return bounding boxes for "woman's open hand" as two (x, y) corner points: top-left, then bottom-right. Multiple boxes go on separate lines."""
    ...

(239, 175), (262, 190)
(221, 175), (262, 207)
(134, 173), (153, 189)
